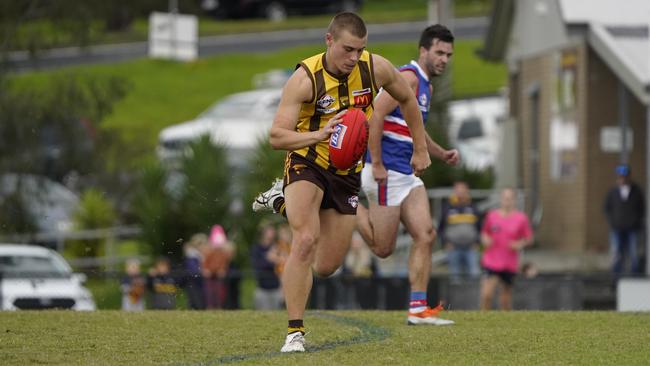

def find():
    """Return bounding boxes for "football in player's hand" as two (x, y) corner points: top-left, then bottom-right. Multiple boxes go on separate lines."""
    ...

(329, 108), (369, 170)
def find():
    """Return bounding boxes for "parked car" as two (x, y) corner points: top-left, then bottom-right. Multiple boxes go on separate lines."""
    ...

(201, 0), (362, 21)
(447, 96), (506, 171)
(0, 244), (96, 310)
(0, 174), (79, 234)
(157, 88), (282, 169)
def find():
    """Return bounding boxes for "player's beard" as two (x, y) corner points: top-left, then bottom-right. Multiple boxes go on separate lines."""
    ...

(429, 61), (445, 77)
(425, 60), (438, 78)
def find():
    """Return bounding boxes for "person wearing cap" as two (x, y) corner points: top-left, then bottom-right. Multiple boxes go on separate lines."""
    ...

(603, 165), (645, 276)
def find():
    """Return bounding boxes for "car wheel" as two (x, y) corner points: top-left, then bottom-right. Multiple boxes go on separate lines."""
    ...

(265, 2), (287, 22)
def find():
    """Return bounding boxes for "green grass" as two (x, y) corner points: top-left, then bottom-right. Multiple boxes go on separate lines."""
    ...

(85, 278), (122, 310)
(13, 40), (505, 167)
(0, 311), (648, 365)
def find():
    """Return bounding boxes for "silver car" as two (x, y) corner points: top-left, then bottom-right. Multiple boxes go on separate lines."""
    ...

(0, 244), (96, 311)
(156, 88), (282, 169)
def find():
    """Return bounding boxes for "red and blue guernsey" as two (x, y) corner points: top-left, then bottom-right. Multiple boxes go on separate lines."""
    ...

(366, 60), (431, 175)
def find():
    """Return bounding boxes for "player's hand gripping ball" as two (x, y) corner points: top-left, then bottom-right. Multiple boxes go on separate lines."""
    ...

(328, 108), (369, 170)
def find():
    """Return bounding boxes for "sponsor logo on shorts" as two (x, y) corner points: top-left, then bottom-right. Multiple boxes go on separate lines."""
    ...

(329, 124), (347, 149)
(348, 195), (359, 208)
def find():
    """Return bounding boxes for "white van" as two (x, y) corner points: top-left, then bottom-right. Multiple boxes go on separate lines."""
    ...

(156, 88), (282, 169)
(447, 96), (506, 171)
(0, 244), (96, 311)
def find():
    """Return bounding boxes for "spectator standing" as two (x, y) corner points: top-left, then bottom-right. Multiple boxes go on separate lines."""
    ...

(147, 257), (178, 310)
(202, 225), (233, 309)
(480, 188), (533, 310)
(121, 258), (146, 311)
(251, 224), (284, 310)
(439, 181), (481, 279)
(183, 234), (206, 310)
(603, 164), (645, 276)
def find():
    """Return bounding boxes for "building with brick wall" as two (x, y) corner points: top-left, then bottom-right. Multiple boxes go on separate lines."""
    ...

(482, 0), (650, 259)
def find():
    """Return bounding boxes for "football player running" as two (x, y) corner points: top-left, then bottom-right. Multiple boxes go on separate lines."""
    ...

(252, 12), (431, 353)
(356, 24), (459, 326)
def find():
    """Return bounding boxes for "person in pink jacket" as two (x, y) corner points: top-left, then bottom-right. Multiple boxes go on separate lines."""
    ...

(480, 188), (533, 310)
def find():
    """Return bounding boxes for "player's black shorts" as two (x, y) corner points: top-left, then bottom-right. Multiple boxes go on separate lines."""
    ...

(483, 267), (516, 286)
(284, 153), (360, 215)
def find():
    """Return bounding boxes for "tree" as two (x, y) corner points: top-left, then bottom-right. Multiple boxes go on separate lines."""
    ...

(236, 136), (287, 265)
(66, 189), (117, 259)
(179, 136), (233, 237)
(133, 136), (234, 261)
(0, 74), (129, 234)
(0, 73), (129, 179)
(132, 160), (184, 260)
(0, 1), (133, 237)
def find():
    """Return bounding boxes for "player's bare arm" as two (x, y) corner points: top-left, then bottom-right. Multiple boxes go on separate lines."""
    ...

(372, 54), (431, 175)
(481, 232), (493, 247)
(388, 70), (458, 166)
(367, 88), (399, 184)
(269, 68), (345, 151)
(425, 134), (460, 165)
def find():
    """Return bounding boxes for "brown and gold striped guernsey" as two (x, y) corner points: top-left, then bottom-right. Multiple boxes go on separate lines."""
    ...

(292, 50), (378, 175)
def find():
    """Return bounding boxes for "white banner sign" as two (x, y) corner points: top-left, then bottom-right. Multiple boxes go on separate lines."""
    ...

(600, 126), (633, 153)
(148, 12), (198, 61)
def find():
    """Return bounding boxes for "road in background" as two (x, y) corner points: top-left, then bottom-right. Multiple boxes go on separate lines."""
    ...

(7, 17), (487, 72)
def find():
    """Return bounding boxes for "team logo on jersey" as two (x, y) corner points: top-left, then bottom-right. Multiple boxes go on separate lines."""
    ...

(352, 88), (372, 108)
(292, 163), (306, 175)
(347, 195), (359, 208)
(316, 94), (335, 113)
(329, 124), (347, 149)
(418, 93), (428, 107)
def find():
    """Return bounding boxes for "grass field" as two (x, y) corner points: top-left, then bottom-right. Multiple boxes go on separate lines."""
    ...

(1, 311), (649, 365)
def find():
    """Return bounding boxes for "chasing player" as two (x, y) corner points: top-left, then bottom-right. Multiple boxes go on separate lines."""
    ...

(356, 24), (459, 326)
(253, 12), (431, 352)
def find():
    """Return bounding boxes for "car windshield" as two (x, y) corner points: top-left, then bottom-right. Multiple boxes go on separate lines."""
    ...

(0, 254), (71, 278)
(457, 117), (484, 140)
(199, 94), (262, 120)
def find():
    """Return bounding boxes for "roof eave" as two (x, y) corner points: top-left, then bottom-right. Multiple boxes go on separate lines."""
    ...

(588, 24), (650, 105)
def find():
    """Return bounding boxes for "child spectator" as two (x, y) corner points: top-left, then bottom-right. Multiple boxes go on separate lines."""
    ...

(121, 258), (146, 311)
(147, 257), (177, 310)
(184, 234), (206, 309)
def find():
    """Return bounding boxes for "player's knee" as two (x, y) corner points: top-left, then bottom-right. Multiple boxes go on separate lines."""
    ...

(313, 263), (339, 277)
(412, 227), (436, 246)
(373, 246), (394, 259)
(292, 232), (319, 261)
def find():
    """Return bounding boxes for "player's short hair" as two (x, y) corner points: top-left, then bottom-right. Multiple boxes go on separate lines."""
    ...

(419, 24), (454, 49)
(328, 12), (367, 39)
